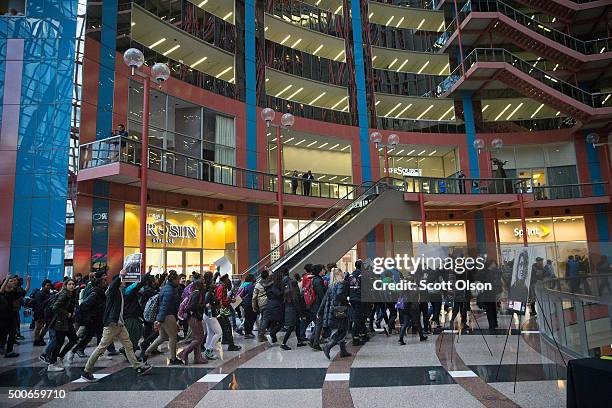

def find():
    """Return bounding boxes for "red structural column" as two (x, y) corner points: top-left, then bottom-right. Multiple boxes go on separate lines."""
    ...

(419, 193), (427, 244)
(276, 125), (284, 256)
(384, 145), (389, 177)
(494, 215), (502, 261)
(453, 0), (466, 76)
(139, 76), (150, 270)
(518, 193), (528, 247)
(604, 143), (612, 196)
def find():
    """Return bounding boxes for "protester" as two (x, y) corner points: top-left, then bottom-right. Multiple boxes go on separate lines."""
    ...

(32, 279), (52, 346)
(263, 270), (284, 345)
(81, 269), (152, 382)
(203, 272), (222, 360)
(47, 279), (78, 371)
(216, 274), (241, 351)
(320, 268), (351, 359)
(239, 275), (256, 339)
(178, 279), (207, 365)
(281, 275), (307, 350)
(252, 269), (270, 342)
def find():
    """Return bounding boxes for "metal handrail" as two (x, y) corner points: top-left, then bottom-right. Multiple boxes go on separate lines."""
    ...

(403, 175), (533, 194)
(438, 48), (612, 108)
(238, 177), (401, 277)
(78, 136), (358, 199)
(441, 0), (612, 54)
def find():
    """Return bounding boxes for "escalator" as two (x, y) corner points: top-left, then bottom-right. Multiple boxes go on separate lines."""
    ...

(438, 0), (612, 69)
(438, 48), (612, 123)
(240, 179), (420, 277)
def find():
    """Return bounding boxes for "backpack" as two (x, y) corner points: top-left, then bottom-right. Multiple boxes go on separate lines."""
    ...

(177, 296), (190, 321)
(181, 282), (194, 301)
(24, 288), (40, 308)
(303, 275), (316, 307)
(143, 293), (160, 323)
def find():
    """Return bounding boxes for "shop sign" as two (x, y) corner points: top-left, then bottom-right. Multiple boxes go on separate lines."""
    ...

(513, 225), (551, 239)
(386, 167), (422, 177)
(146, 213), (198, 244)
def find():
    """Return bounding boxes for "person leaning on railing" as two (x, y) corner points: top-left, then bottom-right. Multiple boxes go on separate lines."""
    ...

(109, 124), (129, 162)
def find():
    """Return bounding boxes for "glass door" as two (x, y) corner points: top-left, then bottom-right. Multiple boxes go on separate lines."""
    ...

(185, 251), (202, 279)
(165, 250), (184, 275)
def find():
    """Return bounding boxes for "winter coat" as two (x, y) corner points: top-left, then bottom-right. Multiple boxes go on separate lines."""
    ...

(240, 282), (255, 310)
(157, 281), (180, 322)
(205, 290), (220, 317)
(252, 277), (270, 312)
(123, 280), (146, 319)
(263, 280), (284, 322)
(348, 269), (362, 303)
(318, 280), (349, 330)
(78, 286), (106, 327)
(311, 274), (327, 312)
(187, 290), (205, 320)
(103, 275), (126, 327)
(33, 289), (51, 320)
(283, 280), (306, 327)
(51, 289), (77, 332)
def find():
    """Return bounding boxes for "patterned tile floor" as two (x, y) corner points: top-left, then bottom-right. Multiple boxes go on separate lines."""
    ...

(0, 313), (567, 408)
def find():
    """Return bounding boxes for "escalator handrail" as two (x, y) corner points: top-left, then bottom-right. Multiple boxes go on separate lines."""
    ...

(238, 177), (400, 276)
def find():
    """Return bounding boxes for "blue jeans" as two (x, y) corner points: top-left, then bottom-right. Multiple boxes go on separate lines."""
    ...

(43, 329), (57, 357)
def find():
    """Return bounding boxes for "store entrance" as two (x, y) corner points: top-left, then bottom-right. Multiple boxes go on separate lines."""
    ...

(165, 250), (202, 278)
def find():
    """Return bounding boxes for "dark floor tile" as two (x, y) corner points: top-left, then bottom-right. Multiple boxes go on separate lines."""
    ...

(469, 364), (566, 383)
(82, 367), (210, 391)
(212, 368), (327, 390)
(350, 367), (455, 388)
(0, 366), (98, 387)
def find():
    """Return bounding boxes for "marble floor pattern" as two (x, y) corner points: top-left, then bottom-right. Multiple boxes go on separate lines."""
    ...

(0, 317), (569, 408)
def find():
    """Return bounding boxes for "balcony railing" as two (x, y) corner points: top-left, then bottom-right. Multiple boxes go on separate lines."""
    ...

(534, 182), (609, 200)
(442, 0), (612, 54)
(78, 136), (356, 200)
(535, 274), (612, 358)
(266, 0), (345, 38)
(265, 95), (353, 126)
(131, 0), (236, 53)
(376, 117), (466, 133)
(402, 175), (532, 194)
(373, 69), (447, 97)
(438, 49), (612, 108)
(265, 40), (348, 87)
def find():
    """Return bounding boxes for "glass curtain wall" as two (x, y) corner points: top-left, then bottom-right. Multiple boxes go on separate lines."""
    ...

(493, 142), (579, 197)
(127, 80), (236, 178)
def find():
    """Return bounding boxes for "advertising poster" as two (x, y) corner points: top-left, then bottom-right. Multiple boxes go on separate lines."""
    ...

(123, 253), (142, 283)
(508, 247), (533, 313)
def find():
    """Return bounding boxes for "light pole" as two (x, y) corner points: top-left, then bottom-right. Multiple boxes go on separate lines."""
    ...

(370, 131), (399, 178)
(370, 131), (399, 256)
(261, 108), (295, 256)
(473, 137), (503, 178)
(123, 48), (171, 272)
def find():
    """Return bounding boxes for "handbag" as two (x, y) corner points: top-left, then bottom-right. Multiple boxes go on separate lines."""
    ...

(333, 305), (348, 319)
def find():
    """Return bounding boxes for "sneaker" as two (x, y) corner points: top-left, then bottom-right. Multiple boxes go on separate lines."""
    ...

(66, 351), (74, 363)
(4, 352), (19, 358)
(80, 370), (97, 382)
(311, 344), (322, 351)
(75, 350), (87, 358)
(204, 350), (217, 360)
(296, 342), (307, 347)
(168, 358), (184, 365)
(265, 334), (274, 345)
(420, 336), (428, 342)
(398, 339), (406, 345)
(322, 344), (331, 360)
(136, 363), (153, 376)
(39, 354), (49, 363)
(16, 335), (25, 340)
(47, 362), (64, 372)
(236, 328), (244, 335)
(280, 344), (291, 351)
(227, 344), (242, 352)
(56, 357), (64, 368)
(100, 354), (113, 360)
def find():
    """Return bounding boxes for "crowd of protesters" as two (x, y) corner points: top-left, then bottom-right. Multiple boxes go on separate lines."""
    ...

(1, 250), (602, 382)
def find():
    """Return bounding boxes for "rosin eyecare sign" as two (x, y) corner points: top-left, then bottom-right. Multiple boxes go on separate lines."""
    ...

(124, 205), (202, 249)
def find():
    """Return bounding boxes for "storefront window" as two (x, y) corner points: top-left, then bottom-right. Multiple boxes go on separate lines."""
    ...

(411, 221), (467, 245)
(127, 80), (236, 171)
(380, 146), (459, 181)
(124, 205), (237, 278)
(497, 216), (588, 277)
(494, 142), (578, 194)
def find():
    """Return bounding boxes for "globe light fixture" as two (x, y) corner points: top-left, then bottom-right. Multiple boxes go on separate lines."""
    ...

(491, 137), (504, 150)
(473, 138), (485, 151)
(123, 48), (144, 75)
(369, 131), (382, 144)
(281, 112), (295, 127)
(151, 63), (171, 82)
(261, 107), (276, 125)
(388, 133), (399, 146)
(586, 133), (600, 147)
